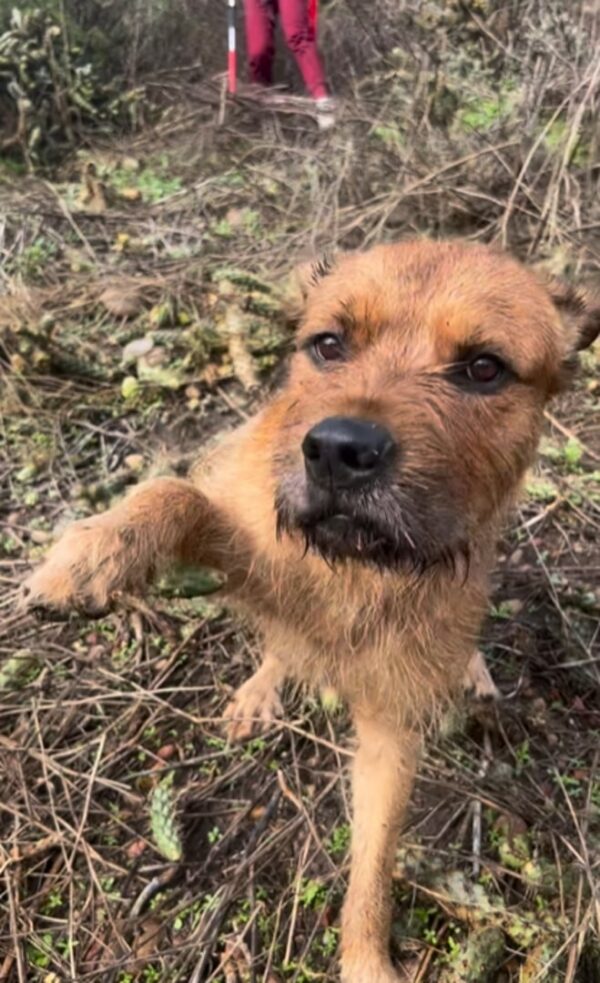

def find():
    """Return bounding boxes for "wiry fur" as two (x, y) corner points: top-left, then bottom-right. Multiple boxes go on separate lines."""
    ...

(21, 239), (600, 983)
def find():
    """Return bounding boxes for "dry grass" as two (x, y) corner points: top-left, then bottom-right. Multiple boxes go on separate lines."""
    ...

(1, 2), (600, 980)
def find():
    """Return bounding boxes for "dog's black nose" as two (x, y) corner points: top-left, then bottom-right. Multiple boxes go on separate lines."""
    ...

(302, 416), (396, 489)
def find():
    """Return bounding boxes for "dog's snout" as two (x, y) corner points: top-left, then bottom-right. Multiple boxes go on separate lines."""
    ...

(302, 416), (396, 489)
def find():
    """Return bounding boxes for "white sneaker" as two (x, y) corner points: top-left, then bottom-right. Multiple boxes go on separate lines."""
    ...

(315, 96), (336, 131)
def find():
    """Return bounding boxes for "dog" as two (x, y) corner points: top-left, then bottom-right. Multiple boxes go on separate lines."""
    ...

(22, 239), (600, 982)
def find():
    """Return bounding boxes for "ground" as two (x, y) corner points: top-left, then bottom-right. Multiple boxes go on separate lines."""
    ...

(1, 42), (600, 983)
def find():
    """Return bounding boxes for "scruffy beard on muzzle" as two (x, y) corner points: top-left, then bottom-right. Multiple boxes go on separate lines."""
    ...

(274, 477), (469, 575)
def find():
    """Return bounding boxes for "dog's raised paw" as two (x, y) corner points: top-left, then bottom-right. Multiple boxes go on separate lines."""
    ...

(20, 518), (142, 618)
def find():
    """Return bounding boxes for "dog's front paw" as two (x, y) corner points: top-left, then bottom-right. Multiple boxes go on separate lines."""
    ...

(463, 649), (500, 702)
(341, 958), (413, 983)
(224, 672), (283, 742)
(21, 517), (148, 617)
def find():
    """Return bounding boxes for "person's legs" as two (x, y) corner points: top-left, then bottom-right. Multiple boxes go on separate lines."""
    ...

(278, 0), (329, 99)
(243, 0), (276, 86)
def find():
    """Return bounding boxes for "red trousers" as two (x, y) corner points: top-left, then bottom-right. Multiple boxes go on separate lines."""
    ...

(243, 0), (328, 99)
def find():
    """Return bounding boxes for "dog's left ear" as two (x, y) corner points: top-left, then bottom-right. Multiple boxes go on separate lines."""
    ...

(546, 278), (600, 352)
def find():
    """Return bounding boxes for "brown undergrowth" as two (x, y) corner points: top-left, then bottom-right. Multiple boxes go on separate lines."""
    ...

(1, 1), (600, 979)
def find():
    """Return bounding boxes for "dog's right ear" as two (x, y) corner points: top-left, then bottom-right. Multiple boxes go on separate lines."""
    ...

(295, 255), (336, 299)
(545, 278), (600, 353)
(542, 278), (600, 391)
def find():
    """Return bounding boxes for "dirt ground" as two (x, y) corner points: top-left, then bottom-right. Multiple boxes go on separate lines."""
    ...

(1, 15), (600, 980)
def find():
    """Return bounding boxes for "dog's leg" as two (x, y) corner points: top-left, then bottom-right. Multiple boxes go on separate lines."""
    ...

(224, 648), (285, 741)
(341, 716), (420, 983)
(21, 477), (244, 616)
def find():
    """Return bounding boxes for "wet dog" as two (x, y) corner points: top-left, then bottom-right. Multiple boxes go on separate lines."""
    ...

(22, 240), (600, 982)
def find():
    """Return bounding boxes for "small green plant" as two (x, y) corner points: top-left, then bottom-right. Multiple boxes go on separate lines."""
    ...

(526, 476), (558, 502)
(563, 437), (583, 471)
(172, 898), (205, 932)
(407, 904), (439, 940)
(111, 165), (182, 203)
(211, 219), (234, 238)
(458, 97), (505, 131)
(26, 932), (54, 968)
(15, 237), (58, 279)
(41, 889), (64, 914)
(231, 897), (253, 928)
(0, 534), (19, 556)
(554, 773), (584, 799)
(214, 170), (246, 189)
(446, 930), (462, 960)
(56, 937), (77, 958)
(515, 739), (531, 774)
(205, 735), (227, 751)
(318, 926), (339, 957)
(371, 123), (404, 150)
(142, 966), (161, 982)
(327, 823), (351, 857)
(456, 79), (519, 133)
(200, 893), (220, 913)
(544, 117), (590, 167)
(99, 876), (122, 901)
(283, 962), (320, 982)
(299, 877), (327, 910)
(487, 824), (502, 851)
(490, 601), (514, 620)
(242, 736), (267, 759)
(111, 639), (139, 668)
(242, 208), (261, 235)
(540, 435), (583, 471)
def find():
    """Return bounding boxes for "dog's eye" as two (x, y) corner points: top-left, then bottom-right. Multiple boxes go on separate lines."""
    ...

(311, 333), (345, 363)
(446, 351), (511, 393)
(466, 355), (504, 384)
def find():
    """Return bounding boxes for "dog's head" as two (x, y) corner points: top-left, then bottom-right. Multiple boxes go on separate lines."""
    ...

(272, 240), (599, 571)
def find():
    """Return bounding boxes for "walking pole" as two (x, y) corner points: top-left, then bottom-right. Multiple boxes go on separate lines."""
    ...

(227, 0), (237, 95)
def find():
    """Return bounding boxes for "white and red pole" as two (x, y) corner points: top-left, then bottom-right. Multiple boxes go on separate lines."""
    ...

(227, 0), (237, 94)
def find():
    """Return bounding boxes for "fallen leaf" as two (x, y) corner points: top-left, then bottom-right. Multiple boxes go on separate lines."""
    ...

(122, 336), (154, 362)
(99, 283), (143, 319)
(157, 744), (177, 761)
(124, 454), (145, 472)
(0, 650), (40, 690)
(113, 232), (130, 252)
(118, 187), (142, 202)
(77, 162), (109, 213)
(127, 838), (147, 860)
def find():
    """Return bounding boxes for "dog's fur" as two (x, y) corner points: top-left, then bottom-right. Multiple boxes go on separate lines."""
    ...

(22, 240), (600, 982)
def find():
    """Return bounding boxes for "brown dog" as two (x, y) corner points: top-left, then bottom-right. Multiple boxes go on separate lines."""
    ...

(22, 240), (600, 982)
